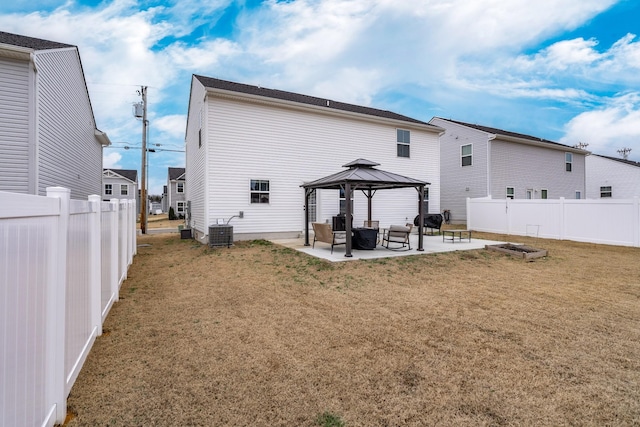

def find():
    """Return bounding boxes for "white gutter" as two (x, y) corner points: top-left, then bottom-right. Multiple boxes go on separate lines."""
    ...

(0, 43), (32, 61)
(95, 129), (111, 147)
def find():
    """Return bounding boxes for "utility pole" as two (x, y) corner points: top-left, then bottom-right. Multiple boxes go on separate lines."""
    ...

(140, 86), (148, 234)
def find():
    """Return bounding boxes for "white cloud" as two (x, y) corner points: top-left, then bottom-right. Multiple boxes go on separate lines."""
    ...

(153, 114), (187, 140)
(103, 151), (123, 168)
(560, 93), (640, 160)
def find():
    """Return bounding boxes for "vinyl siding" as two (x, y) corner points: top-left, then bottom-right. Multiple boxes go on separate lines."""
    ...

(491, 140), (585, 200)
(0, 57), (31, 193)
(102, 176), (137, 201)
(185, 78), (207, 235)
(169, 180), (186, 214)
(201, 94), (440, 236)
(586, 155), (640, 198)
(34, 48), (102, 199)
(432, 118), (489, 223)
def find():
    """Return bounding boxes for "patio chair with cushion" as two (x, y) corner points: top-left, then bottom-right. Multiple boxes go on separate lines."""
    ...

(312, 222), (347, 254)
(382, 223), (413, 250)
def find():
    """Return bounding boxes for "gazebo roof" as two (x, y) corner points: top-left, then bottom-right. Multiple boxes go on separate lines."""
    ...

(301, 159), (429, 191)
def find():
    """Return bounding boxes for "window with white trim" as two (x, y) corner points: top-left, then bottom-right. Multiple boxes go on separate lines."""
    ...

(461, 144), (472, 167)
(541, 189), (548, 199)
(397, 129), (410, 158)
(177, 201), (186, 213)
(526, 189), (533, 199)
(506, 187), (515, 199)
(120, 184), (128, 196)
(177, 182), (184, 193)
(575, 191), (581, 199)
(251, 180), (270, 204)
(565, 152), (573, 172)
(105, 184), (112, 195)
(600, 186), (612, 198)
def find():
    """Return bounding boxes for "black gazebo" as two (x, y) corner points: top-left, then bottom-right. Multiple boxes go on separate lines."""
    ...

(301, 159), (429, 257)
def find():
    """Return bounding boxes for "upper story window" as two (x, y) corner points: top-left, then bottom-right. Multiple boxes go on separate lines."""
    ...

(105, 184), (112, 195)
(250, 180), (270, 204)
(575, 191), (581, 199)
(600, 186), (612, 198)
(541, 189), (548, 199)
(177, 182), (184, 193)
(506, 187), (515, 199)
(120, 184), (128, 196)
(565, 152), (573, 172)
(461, 144), (472, 167)
(397, 129), (410, 158)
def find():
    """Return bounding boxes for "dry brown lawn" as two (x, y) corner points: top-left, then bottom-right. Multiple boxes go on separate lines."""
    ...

(65, 232), (640, 426)
(139, 213), (185, 230)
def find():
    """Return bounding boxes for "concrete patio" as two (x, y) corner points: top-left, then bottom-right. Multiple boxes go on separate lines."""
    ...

(272, 231), (507, 262)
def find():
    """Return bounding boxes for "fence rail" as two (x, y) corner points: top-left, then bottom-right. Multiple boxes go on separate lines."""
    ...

(467, 196), (640, 247)
(0, 187), (137, 427)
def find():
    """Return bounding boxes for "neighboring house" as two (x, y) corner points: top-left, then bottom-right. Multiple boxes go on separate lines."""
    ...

(167, 167), (186, 218)
(0, 31), (110, 199)
(102, 169), (138, 209)
(430, 117), (589, 223)
(586, 154), (640, 199)
(185, 75), (444, 241)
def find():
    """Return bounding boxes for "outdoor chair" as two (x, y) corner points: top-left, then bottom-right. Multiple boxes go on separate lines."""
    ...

(382, 223), (413, 250)
(312, 222), (347, 254)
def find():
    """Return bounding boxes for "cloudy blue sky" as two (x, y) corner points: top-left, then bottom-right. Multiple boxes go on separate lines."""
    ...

(2, 0), (640, 194)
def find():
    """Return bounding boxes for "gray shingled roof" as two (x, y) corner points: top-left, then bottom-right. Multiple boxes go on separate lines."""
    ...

(104, 168), (138, 182)
(434, 117), (574, 149)
(195, 75), (438, 127)
(0, 31), (74, 50)
(301, 158), (429, 191)
(594, 154), (640, 167)
(168, 167), (185, 180)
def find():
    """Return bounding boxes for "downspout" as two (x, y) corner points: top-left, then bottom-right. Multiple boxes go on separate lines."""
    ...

(31, 51), (40, 195)
(486, 134), (495, 198)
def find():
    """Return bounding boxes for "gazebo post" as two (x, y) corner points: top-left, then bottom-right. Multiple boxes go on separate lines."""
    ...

(417, 185), (424, 251)
(367, 188), (372, 222)
(345, 182), (353, 257)
(304, 188), (311, 246)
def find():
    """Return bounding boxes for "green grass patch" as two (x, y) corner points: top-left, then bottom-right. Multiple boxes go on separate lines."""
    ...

(314, 411), (345, 427)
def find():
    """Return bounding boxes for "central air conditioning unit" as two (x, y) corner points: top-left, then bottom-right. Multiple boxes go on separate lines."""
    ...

(209, 225), (233, 248)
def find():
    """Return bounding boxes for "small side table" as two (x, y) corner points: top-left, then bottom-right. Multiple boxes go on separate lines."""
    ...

(442, 229), (472, 243)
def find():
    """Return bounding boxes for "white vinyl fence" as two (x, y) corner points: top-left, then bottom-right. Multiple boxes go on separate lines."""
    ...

(1, 187), (136, 427)
(467, 196), (640, 247)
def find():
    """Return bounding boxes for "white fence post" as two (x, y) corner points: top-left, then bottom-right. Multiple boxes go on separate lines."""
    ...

(466, 197), (471, 229)
(110, 199), (119, 299)
(45, 187), (70, 425)
(559, 197), (565, 241)
(634, 197), (640, 247)
(88, 195), (102, 336)
(119, 200), (127, 284)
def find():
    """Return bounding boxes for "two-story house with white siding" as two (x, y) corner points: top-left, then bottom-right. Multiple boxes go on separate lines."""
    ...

(102, 168), (138, 207)
(166, 167), (186, 218)
(185, 75), (444, 242)
(0, 31), (110, 199)
(430, 117), (589, 223)
(586, 154), (640, 199)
